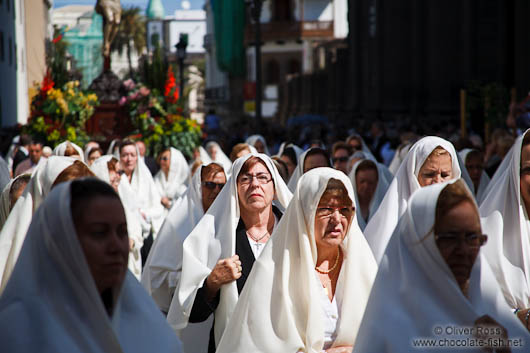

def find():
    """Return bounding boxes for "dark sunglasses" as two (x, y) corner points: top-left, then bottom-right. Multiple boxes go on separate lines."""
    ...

(332, 156), (349, 164)
(202, 181), (225, 190)
(160, 156), (169, 161)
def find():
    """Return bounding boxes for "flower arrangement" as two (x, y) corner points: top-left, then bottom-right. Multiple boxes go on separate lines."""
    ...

(24, 70), (99, 147)
(119, 69), (201, 159)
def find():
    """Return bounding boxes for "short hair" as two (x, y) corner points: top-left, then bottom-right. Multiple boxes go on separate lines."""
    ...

(304, 148), (331, 168)
(9, 174), (31, 209)
(465, 150), (483, 163)
(271, 156), (289, 182)
(64, 143), (80, 157)
(332, 141), (352, 156)
(425, 146), (451, 163)
(523, 132), (530, 148)
(319, 178), (353, 208)
(88, 147), (103, 159)
(238, 156), (272, 179)
(156, 148), (171, 165)
(230, 143), (251, 162)
(19, 134), (31, 146)
(346, 135), (362, 146)
(281, 147), (298, 166)
(355, 159), (378, 177)
(119, 139), (136, 154)
(52, 160), (96, 188)
(434, 180), (474, 234)
(70, 178), (121, 227)
(201, 162), (225, 181)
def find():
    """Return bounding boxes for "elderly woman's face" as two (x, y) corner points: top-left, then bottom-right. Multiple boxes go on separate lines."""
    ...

(120, 145), (137, 176)
(237, 161), (275, 212)
(254, 140), (265, 153)
(417, 151), (453, 187)
(314, 192), (354, 250)
(520, 144), (530, 211)
(159, 150), (171, 174)
(75, 196), (129, 294)
(435, 200), (484, 294)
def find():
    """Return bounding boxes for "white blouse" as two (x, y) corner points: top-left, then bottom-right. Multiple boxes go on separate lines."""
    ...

(317, 265), (345, 350)
(247, 215), (278, 259)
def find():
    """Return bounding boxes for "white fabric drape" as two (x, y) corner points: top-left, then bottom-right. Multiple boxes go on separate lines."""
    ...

(388, 142), (413, 175)
(169, 153), (293, 346)
(245, 134), (270, 155)
(349, 159), (391, 231)
(287, 149), (310, 192)
(364, 136), (461, 263)
(0, 181), (182, 353)
(205, 141), (232, 174)
(107, 139), (120, 158)
(90, 155), (144, 280)
(0, 179), (13, 231)
(459, 148), (491, 204)
(144, 166), (213, 353)
(216, 168), (377, 353)
(0, 156), (76, 293)
(0, 156), (10, 191)
(120, 152), (165, 237)
(154, 147), (189, 203)
(479, 130), (530, 309)
(53, 141), (85, 162)
(353, 180), (529, 353)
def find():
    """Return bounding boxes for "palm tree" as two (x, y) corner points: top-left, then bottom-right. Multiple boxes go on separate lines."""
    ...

(111, 6), (146, 77)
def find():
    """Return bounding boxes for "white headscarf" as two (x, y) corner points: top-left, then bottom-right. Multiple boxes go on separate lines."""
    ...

(90, 155), (144, 280)
(0, 179), (13, 231)
(276, 142), (304, 159)
(364, 136), (461, 263)
(0, 156), (10, 191)
(349, 159), (391, 231)
(353, 180), (529, 353)
(459, 148), (490, 204)
(0, 181), (182, 353)
(107, 138), (120, 158)
(245, 134), (270, 155)
(347, 134), (377, 162)
(53, 140), (85, 162)
(144, 165), (214, 353)
(0, 156), (76, 293)
(169, 153), (293, 346)
(287, 148), (332, 193)
(143, 166), (205, 312)
(120, 148), (165, 237)
(154, 147), (190, 202)
(479, 130), (530, 309)
(216, 168), (377, 353)
(388, 142), (413, 175)
(84, 145), (101, 165)
(205, 141), (232, 174)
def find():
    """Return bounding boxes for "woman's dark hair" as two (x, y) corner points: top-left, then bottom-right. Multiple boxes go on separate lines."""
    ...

(304, 148), (331, 167)
(88, 147), (103, 158)
(281, 147), (298, 166)
(434, 180), (474, 234)
(70, 178), (121, 226)
(118, 139), (136, 154)
(201, 162), (225, 181)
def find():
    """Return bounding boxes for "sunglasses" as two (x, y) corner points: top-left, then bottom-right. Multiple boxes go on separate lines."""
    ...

(202, 181), (225, 190)
(332, 156), (349, 164)
(160, 156), (169, 161)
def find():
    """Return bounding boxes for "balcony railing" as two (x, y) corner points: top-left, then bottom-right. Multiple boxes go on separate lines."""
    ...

(245, 21), (334, 43)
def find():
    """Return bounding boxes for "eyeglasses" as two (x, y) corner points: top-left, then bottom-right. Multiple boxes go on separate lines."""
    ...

(316, 206), (354, 219)
(332, 156), (349, 164)
(238, 173), (272, 185)
(202, 181), (225, 190)
(434, 232), (487, 250)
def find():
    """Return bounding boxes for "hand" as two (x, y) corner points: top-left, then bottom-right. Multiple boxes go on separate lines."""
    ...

(161, 197), (171, 209)
(324, 346), (353, 353)
(129, 238), (135, 251)
(205, 255), (242, 300)
(516, 308), (530, 331)
(474, 315), (511, 353)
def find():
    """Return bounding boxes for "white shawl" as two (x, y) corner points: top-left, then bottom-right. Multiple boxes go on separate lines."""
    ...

(120, 152), (164, 237)
(0, 156), (10, 191)
(349, 159), (391, 231)
(0, 156), (76, 293)
(245, 134), (270, 155)
(364, 136), (461, 263)
(216, 168), (377, 353)
(459, 148), (491, 204)
(90, 155), (144, 280)
(154, 147), (189, 202)
(0, 181), (182, 353)
(169, 153), (292, 346)
(287, 149), (310, 192)
(479, 130), (530, 308)
(53, 140), (85, 162)
(205, 142), (232, 174)
(353, 180), (529, 353)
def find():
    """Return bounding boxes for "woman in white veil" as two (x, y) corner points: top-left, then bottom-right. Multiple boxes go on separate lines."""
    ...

(0, 156), (94, 293)
(364, 136), (461, 263)
(0, 178), (182, 352)
(459, 148), (490, 204)
(480, 129), (530, 318)
(90, 155), (144, 280)
(169, 153), (292, 352)
(154, 147), (190, 212)
(216, 168), (377, 353)
(53, 140), (85, 162)
(205, 141), (232, 174)
(287, 148), (332, 192)
(354, 179), (529, 352)
(245, 134), (270, 155)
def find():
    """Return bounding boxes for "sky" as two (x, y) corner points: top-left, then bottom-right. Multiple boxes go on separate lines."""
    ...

(53, 0), (205, 15)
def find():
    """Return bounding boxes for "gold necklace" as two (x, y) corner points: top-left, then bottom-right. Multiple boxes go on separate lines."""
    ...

(246, 229), (269, 242)
(315, 248), (341, 274)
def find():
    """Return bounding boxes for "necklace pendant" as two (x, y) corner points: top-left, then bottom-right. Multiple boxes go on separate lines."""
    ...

(323, 287), (328, 296)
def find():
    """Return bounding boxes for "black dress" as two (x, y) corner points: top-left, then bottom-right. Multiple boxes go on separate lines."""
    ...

(188, 206), (282, 353)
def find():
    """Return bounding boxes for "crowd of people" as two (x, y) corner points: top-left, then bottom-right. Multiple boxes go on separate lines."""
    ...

(0, 119), (530, 352)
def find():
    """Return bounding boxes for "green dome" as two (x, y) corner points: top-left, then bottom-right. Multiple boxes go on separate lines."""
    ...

(146, 0), (165, 19)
